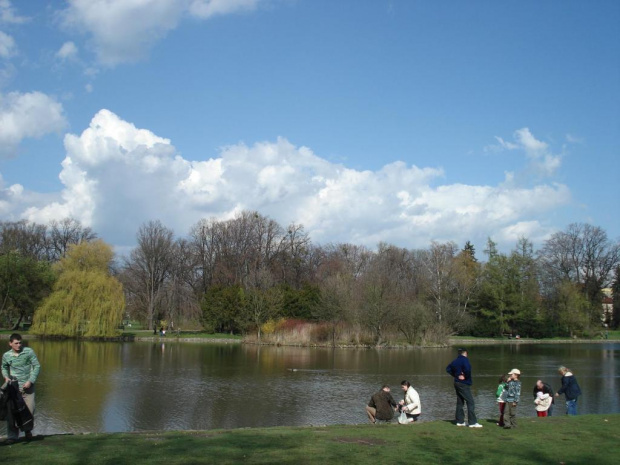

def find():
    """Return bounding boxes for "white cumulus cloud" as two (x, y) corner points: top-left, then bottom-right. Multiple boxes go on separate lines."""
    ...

(61, 0), (266, 66)
(0, 91), (67, 156)
(6, 109), (572, 250)
(0, 30), (16, 58)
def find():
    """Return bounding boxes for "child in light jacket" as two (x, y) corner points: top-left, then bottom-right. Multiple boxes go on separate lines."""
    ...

(504, 369), (521, 429)
(534, 391), (552, 417)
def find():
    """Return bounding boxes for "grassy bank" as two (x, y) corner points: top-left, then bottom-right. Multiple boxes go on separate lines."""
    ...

(2, 415), (618, 464)
(0, 331), (242, 343)
(448, 334), (620, 345)
(123, 330), (242, 343)
(2, 329), (618, 346)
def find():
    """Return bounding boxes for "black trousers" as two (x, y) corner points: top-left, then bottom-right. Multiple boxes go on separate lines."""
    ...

(454, 382), (477, 425)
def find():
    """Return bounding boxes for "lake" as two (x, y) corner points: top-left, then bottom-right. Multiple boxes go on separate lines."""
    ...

(2, 340), (619, 435)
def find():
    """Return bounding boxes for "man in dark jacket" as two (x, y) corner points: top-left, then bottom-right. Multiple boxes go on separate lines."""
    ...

(366, 385), (397, 423)
(446, 348), (482, 428)
(533, 380), (555, 416)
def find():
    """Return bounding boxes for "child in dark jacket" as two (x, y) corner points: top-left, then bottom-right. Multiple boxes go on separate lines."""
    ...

(504, 369), (521, 429)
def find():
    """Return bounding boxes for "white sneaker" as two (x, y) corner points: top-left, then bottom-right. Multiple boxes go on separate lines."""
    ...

(456, 422), (466, 426)
(469, 423), (483, 428)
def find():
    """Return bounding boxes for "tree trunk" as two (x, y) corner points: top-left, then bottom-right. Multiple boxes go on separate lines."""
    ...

(11, 312), (24, 331)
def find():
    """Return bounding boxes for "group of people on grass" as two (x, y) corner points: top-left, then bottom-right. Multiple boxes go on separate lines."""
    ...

(366, 347), (583, 428)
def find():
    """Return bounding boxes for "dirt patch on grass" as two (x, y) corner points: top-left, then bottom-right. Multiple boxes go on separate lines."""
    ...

(333, 437), (387, 446)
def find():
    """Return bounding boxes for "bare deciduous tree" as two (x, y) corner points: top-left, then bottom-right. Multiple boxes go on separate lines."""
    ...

(48, 218), (97, 261)
(539, 223), (620, 303)
(0, 220), (49, 260)
(123, 220), (175, 330)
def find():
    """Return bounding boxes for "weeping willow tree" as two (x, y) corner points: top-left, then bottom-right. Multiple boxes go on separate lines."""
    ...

(31, 240), (125, 337)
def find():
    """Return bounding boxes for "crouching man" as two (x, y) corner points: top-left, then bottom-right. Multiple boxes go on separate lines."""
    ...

(366, 385), (398, 424)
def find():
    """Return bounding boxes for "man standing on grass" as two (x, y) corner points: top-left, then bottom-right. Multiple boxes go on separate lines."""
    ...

(446, 348), (482, 428)
(2, 333), (40, 443)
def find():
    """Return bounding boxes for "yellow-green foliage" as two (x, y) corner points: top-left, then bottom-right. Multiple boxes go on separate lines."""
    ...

(55, 239), (114, 274)
(31, 240), (125, 338)
(260, 318), (281, 335)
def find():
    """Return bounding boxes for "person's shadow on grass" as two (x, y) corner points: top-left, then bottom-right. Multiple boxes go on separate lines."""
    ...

(1, 435), (45, 446)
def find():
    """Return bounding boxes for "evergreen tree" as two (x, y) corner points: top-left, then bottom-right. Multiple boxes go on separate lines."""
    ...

(484, 237), (498, 260)
(474, 237), (542, 337)
(201, 285), (245, 333)
(462, 241), (477, 262)
(475, 252), (512, 336)
(511, 237), (543, 336)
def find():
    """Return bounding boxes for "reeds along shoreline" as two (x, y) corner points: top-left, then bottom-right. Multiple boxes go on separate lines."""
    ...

(243, 319), (450, 348)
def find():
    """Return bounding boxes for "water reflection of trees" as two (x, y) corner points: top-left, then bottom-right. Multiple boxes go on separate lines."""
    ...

(31, 340), (122, 432)
(19, 341), (620, 434)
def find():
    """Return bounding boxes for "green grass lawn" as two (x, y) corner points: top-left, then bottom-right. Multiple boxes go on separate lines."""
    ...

(2, 415), (618, 465)
(605, 330), (620, 340)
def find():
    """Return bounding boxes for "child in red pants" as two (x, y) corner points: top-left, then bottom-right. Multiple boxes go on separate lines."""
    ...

(496, 374), (508, 426)
(535, 390), (551, 417)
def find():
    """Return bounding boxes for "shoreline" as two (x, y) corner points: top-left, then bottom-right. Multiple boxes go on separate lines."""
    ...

(2, 333), (616, 347)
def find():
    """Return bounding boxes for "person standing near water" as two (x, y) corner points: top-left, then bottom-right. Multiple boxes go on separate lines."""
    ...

(555, 366), (582, 415)
(2, 333), (41, 443)
(445, 348), (482, 428)
(503, 369), (522, 429)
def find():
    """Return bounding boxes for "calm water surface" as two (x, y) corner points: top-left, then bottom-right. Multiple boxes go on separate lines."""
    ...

(2, 341), (619, 435)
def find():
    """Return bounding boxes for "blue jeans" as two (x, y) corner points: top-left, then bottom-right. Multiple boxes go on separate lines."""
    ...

(566, 399), (578, 415)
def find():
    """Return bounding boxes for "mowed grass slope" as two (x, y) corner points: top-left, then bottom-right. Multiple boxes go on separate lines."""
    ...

(2, 414), (618, 465)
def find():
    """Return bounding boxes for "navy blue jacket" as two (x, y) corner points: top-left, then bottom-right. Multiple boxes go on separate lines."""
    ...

(446, 355), (472, 385)
(557, 374), (582, 401)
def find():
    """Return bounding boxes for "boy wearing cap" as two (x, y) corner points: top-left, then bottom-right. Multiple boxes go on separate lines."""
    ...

(504, 369), (521, 429)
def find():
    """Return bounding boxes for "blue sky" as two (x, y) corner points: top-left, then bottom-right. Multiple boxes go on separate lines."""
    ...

(0, 0), (618, 252)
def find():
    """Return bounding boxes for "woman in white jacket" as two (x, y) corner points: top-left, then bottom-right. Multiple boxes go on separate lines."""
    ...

(399, 380), (422, 423)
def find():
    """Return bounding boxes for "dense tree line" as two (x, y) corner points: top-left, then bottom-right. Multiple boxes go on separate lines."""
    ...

(1, 214), (618, 342)
(114, 213), (620, 342)
(0, 218), (97, 331)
